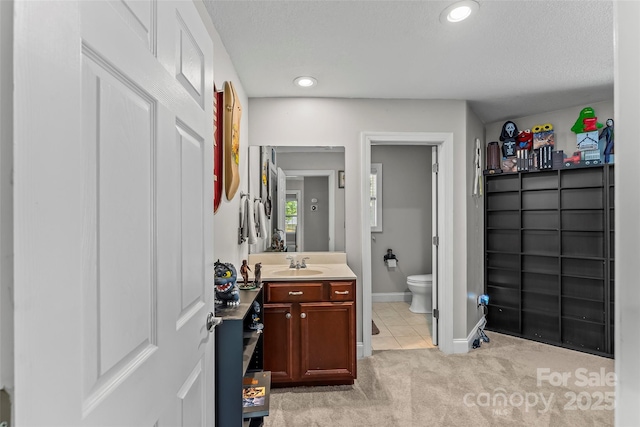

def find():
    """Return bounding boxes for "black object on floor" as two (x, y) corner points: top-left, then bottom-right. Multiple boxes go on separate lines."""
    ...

(372, 320), (380, 335)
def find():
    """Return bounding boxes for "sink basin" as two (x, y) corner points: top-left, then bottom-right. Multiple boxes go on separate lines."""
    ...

(272, 269), (324, 277)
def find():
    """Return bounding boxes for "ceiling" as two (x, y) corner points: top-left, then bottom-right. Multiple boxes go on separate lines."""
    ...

(204, 0), (614, 124)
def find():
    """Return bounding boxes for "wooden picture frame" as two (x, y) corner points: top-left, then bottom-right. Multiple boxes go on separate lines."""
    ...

(338, 170), (345, 188)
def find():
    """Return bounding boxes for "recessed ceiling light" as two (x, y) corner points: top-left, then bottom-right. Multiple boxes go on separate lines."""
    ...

(294, 76), (317, 88)
(440, 0), (479, 23)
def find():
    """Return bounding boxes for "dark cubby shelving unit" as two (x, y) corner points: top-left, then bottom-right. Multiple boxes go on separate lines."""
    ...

(215, 288), (270, 427)
(484, 165), (614, 357)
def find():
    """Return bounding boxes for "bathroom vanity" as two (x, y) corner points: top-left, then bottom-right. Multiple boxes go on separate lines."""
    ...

(249, 253), (357, 387)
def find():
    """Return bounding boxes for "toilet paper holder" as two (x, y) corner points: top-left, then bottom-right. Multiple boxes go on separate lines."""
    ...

(384, 249), (398, 268)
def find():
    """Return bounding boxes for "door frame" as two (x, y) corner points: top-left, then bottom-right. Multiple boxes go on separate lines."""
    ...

(360, 132), (454, 355)
(283, 169), (335, 251)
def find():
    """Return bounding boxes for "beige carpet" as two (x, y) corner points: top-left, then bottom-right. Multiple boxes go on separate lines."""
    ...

(264, 332), (614, 426)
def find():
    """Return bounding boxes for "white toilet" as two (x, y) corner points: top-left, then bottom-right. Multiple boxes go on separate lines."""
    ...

(407, 274), (433, 314)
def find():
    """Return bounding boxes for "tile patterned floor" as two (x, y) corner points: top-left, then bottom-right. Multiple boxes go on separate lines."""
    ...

(371, 301), (436, 350)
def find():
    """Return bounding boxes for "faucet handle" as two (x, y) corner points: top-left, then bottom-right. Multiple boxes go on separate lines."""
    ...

(301, 257), (310, 268)
(286, 255), (295, 268)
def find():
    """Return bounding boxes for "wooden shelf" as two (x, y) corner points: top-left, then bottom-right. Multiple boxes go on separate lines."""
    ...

(215, 288), (270, 426)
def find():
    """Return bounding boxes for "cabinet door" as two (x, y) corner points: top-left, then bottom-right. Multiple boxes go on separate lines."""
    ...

(263, 303), (296, 383)
(299, 302), (356, 382)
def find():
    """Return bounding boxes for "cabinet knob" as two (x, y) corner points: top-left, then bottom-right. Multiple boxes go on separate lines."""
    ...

(300, 313), (306, 319)
(285, 312), (292, 319)
(288, 291), (303, 296)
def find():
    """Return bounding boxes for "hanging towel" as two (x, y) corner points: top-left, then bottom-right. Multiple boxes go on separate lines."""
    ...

(256, 200), (268, 238)
(247, 198), (258, 244)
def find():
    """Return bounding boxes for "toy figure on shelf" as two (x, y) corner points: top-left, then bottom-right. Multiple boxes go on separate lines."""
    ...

(572, 107), (604, 160)
(516, 129), (533, 151)
(532, 123), (555, 150)
(240, 259), (251, 285)
(238, 259), (255, 290)
(253, 262), (262, 286)
(214, 260), (240, 306)
(600, 118), (614, 163)
(500, 121), (518, 158)
(248, 301), (264, 333)
(571, 107), (604, 134)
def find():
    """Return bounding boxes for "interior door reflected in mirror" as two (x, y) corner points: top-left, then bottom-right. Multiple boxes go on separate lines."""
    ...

(248, 146), (345, 254)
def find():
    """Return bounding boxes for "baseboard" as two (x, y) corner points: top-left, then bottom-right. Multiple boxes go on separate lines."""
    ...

(453, 316), (486, 354)
(372, 292), (411, 303)
(357, 342), (364, 359)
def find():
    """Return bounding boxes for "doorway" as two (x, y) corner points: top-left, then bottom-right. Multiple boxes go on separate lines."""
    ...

(285, 190), (302, 251)
(369, 145), (436, 351)
(284, 169), (336, 251)
(361, 132), (454, 357)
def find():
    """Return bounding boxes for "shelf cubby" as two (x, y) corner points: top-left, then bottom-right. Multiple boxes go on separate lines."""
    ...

(522, 210), (559, 229)
(522, 190), (558, 210)
(521, 272), (558, 295)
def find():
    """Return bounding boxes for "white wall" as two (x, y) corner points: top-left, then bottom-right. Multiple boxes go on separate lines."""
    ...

(0, 0), (14, 400)
(248, 98), (475, 343)
(614, 2), (640, 425)
(197, 1), (250, 268)
(370, 145), (432, 295)
(465, 106), (485, 335)
(485, 100), (614, 158)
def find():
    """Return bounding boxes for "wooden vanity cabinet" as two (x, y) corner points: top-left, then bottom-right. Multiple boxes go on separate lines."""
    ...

(263, 280), (356, 387)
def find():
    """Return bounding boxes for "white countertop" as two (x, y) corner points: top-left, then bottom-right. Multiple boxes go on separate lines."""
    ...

(248, 263), (356, 282)
(246, 252), (356, 282)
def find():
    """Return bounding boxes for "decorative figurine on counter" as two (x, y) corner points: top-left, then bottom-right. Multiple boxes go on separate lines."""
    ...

(271, 229), (285, 252)
(248, 300), (264, 333)
(214, 259), (240, 306)
(253, 262), (262, 286)
(499, 121), (518, 157)
(600, 118), (614, 163)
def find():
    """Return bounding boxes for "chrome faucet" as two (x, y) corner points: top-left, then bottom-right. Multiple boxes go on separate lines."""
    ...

(286, 255), (295, 268)
(301, 257), (310, 268)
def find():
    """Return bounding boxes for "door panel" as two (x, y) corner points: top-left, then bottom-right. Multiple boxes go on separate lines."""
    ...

(300, 302), (355, 380)
(81, 48), (157, 406)
(14, 1), (213, 425)
(263, 303), (295, 383)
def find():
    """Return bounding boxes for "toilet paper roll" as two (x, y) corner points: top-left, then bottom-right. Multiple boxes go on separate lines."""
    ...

(386, 259), (397, 268)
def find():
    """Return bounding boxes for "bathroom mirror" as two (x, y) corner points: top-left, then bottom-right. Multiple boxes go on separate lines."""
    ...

(248, 146), (345, 254)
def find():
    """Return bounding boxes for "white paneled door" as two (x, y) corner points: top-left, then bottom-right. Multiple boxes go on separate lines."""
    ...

(14, 1), (214, 426)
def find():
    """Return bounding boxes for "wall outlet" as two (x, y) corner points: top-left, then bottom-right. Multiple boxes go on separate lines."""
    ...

(477, 294), (489, 307)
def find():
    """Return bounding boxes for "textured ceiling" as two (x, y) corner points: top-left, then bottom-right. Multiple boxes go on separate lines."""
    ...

(204, 0), (614, 124)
